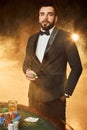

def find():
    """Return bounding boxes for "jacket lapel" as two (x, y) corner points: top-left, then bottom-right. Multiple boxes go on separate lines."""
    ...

(45, 27), (59, 53)
(41, 28), (59, 66)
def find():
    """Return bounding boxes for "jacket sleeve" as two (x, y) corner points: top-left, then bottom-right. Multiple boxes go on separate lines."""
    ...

(64, 39), (82, 95)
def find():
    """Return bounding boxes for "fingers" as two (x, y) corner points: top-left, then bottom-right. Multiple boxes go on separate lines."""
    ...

(60, 96), (66, 102)
(25, 69), (38, 81)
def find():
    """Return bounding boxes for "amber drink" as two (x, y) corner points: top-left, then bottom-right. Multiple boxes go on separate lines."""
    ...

(8, 100), (17, 112)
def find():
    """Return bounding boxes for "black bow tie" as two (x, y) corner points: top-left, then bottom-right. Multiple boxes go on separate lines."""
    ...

(40, 30), (50, 36)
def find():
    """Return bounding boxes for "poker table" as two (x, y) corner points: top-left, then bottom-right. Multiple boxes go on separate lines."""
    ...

(0, 102), (74, 130)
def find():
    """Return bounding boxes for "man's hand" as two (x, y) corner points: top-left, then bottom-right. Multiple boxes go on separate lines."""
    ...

(25, 69), (38, 81)
(60, 95), (67, 102)
(60, 94), (69, 102)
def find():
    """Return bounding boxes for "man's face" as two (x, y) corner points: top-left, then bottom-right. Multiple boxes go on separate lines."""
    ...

(39, 6), (57, 30)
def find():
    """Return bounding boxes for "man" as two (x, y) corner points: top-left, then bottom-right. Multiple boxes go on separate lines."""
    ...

(23, 3), (82, 129)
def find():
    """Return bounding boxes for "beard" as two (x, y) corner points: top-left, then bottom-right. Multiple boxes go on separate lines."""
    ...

(40, 20), (55, 31)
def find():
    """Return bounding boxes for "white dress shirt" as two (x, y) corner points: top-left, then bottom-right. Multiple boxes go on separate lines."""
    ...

(36, 27), (54, 63)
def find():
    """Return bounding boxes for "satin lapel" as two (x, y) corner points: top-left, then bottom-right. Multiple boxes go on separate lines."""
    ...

(45, 27), (59, 53)
(41, 28), (59, 66)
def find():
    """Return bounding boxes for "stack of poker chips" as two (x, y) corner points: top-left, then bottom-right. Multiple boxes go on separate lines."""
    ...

(8, 121), (19, 130)
(8, 123), (14, 130)
(0, 113), (5, 126)
(0, 108), (22, 129)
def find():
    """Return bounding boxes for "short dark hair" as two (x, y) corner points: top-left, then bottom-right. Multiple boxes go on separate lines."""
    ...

(38, 2), (58, 16)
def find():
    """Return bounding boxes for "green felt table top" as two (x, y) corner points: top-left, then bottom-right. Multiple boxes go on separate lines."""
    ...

(0, 103), (58, 130)
(0, 103), (74, 130)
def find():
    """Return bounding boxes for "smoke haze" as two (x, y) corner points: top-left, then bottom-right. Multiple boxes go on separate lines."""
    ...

(0, 1), (87, 129)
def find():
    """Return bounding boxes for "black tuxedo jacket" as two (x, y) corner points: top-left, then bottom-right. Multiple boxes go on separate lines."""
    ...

(23, 27), (82, 102)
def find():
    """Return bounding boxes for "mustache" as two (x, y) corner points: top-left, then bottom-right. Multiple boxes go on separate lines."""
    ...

(42, 20), (50, 24)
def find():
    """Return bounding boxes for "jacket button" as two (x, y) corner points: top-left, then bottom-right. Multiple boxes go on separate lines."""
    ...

(40, 68), (43, 71)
